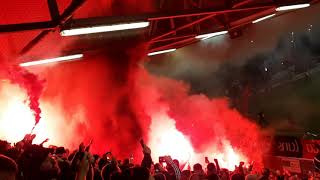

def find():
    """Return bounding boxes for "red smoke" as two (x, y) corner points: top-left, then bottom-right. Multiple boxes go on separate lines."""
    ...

(37, 41), (151, 157)
(0, 41), (267, 170)
(135, 69), (266, 169)
(0, 56), (44, 126)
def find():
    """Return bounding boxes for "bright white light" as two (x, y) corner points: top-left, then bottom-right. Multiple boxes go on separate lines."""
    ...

(148, 112), (196, 164)
(276, 3), (310, 11)
(60, 22), (150, 36)
(148, 49), (176, 56)
(196, 31), (228, 40)
(20, 54), (83, 67)
(252, 14), (276, 24)
(265, 67), (268, 72)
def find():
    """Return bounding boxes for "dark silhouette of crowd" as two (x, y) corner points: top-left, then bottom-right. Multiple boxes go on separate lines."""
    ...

(0, 134), (315, 180)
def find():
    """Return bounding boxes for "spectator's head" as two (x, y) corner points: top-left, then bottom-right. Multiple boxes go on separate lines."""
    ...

(193, 163), (203, 174)
(207, 163), (217, 175)
(0, 155), (18, 180)
(0, 141), (10, 154)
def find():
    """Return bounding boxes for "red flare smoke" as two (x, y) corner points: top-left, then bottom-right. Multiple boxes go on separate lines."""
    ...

(0, 55), (44, 126)
(8, 66), (44, 125)
(0, 41), (268, 170)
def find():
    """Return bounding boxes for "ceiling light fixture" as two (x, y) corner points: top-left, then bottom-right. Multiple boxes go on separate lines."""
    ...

(276, 3), (310, 11)
(252, 14), (276, 23)
(196, 31), (228, 40)
(60, 21), (150, 36)
(148, 49), (176, 56)
(20, 54), (83, 67)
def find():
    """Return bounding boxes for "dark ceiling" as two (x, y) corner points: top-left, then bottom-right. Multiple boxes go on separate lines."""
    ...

(0, 0), (319, 62)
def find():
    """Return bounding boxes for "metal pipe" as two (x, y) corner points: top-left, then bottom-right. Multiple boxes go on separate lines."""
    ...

(232, 0), (255, 8)
(19, 0), (86, 55)
(0, 22), (55, 33)
(47, 0), (60, 23)
(152, 34), (196, 43)
(151, 14), (216, 41)
(148, 5), (274, 21)
(20, 30), (51, 55)
(60, 0), (86, 24)
(150, 37), (196, 52)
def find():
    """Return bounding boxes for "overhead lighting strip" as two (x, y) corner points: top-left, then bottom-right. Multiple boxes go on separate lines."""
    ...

(60, 21), (150, 36)
(148, 49), (177, 56)
(20, 54), (83, 67)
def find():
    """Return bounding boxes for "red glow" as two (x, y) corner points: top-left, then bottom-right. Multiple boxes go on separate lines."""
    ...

(0, 43), (266, 170)
(147, 111), (248, 170)
(136, 70), (265, 170)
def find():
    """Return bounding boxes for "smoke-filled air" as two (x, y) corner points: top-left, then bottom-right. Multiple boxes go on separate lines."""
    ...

(0, 41), (267, 170)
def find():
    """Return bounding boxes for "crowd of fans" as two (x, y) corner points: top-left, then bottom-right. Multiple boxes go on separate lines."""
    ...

(0, 134), (316, 180)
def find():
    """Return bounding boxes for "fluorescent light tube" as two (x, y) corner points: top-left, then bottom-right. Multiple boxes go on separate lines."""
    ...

(252, 14), (276, 23)
(20, 54), (83, 67)
(148, 49), (176, 56)
(196, 31), (228, 40)
(276, 3), (310, 11)
(61, 22), (150, 36)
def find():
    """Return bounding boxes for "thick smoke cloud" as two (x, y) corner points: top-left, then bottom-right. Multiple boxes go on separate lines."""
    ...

(0, 36), (268, 169)
(135, 69), (266, 166)
(39, 39), (150, 158)
(37, 36), (266, 167)
(0, 54), (44, 126)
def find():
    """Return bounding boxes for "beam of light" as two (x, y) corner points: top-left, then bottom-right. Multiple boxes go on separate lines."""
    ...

(148, 49), (176, 56)
(252, 14), (276, 24)
(0, 81), (79, 147)
(276, 3), (310, 11)
(148, 113), (195, 163)
(148, 112), (248, 170)
(60, 21), (150, 36)
(196, 31), (228, 40)
(19, 54), (83, 67)
(0, 82), (36, 142)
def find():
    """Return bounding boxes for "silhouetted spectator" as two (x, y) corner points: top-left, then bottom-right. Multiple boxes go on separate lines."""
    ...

(0, 154), (17, 180)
